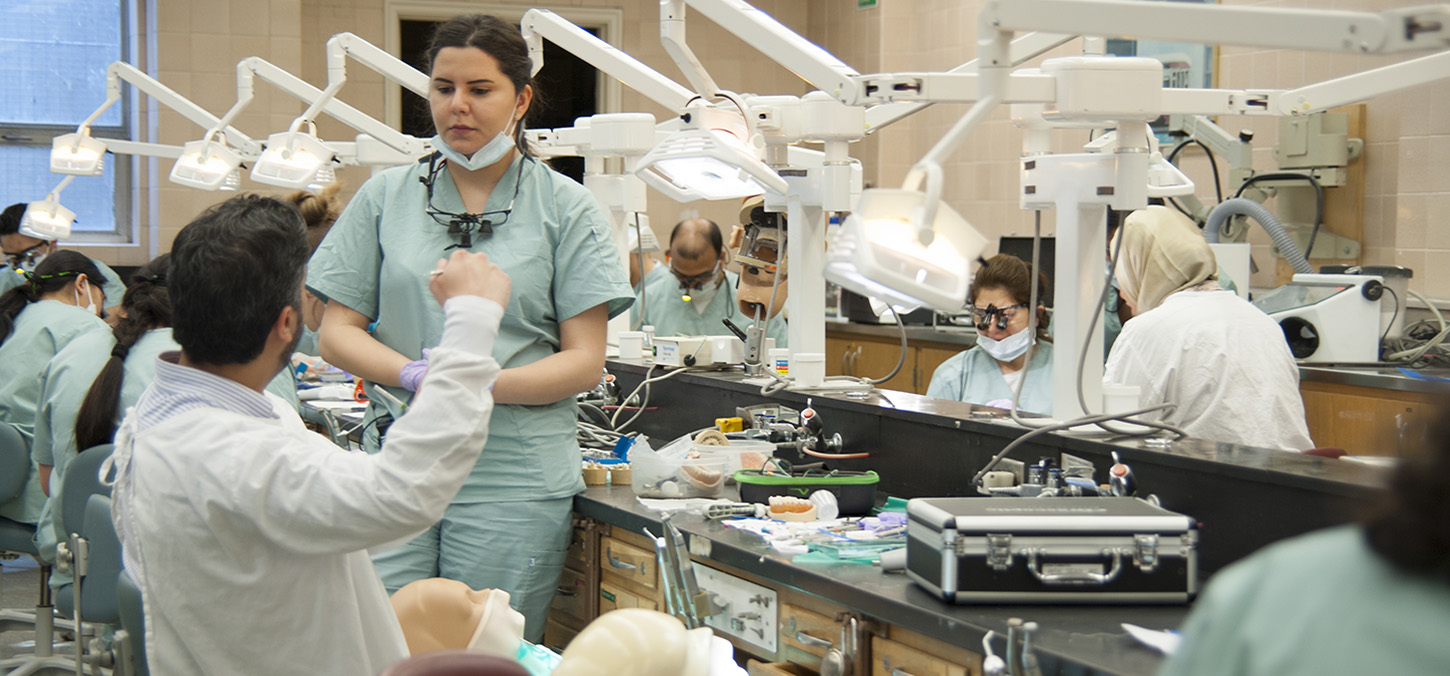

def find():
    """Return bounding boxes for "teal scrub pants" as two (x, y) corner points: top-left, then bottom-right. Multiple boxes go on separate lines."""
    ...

(372, 496), (574, 643)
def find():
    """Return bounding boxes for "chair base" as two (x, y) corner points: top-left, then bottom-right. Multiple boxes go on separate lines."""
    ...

(0, 654), (85, 676)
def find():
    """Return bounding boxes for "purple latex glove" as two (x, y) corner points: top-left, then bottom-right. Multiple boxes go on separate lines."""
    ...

(398, 348), (432, 392)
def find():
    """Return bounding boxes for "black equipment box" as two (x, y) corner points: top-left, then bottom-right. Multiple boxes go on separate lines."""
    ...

(906, 497), (1198, 604)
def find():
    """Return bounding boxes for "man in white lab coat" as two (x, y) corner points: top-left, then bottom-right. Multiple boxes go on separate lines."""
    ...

(107, 194), (512, 676)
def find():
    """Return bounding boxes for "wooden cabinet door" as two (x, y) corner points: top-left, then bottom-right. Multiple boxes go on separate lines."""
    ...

(1300, 382), (1436, 456)
(851, 336), (915, 392)
(917, 345), (965, 395)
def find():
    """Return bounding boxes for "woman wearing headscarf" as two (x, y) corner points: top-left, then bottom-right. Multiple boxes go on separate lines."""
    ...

(1105, 205), (1313, 451)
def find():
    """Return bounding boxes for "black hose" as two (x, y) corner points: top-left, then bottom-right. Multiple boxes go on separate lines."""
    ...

(1234, 172), (1324, 259)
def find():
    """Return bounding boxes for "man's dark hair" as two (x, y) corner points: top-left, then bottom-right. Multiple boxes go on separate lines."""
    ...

(169, 194), (308, 365)
(669, 218), (723, 260)
(0, 203), (26, 236)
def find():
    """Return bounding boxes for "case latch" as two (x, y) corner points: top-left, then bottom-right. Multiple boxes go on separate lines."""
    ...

(986, 534), (1013, 571)
(1133, 534), (1159, 572)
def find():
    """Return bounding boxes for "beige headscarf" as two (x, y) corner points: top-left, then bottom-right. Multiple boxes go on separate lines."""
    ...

(1113, 205), (1218, 314)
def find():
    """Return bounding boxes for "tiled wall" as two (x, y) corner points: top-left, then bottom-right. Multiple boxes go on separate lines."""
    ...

(88, 0), (1450, 300)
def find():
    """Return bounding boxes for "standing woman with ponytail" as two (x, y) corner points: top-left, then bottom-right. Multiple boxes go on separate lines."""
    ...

(0, 250), (108, 526)
(29, 255), (169, 583)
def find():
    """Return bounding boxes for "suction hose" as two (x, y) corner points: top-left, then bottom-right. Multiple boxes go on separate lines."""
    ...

(1204, 197), (1313, 274)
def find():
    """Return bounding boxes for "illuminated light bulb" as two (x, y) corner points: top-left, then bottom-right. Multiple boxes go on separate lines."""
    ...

(170, 140), (243, 191)
(50, 133), (108, 176)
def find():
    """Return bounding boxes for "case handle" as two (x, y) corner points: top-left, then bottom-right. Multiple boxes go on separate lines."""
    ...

(1025, 549), (1123, 585)
(605, 548), (638, 571)
(794, 630), (833, 649)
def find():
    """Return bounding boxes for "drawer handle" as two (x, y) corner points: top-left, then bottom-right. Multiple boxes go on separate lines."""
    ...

(794, 630), (833, 649)
(882, 656), (923, 676)
(605, 548), (638, 571)
(555, 586), (577, 597)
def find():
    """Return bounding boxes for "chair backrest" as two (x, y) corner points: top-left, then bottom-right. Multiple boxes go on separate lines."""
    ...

(78, 494), (122, 624)
(0, 423), (29, 503)
(117, 569), (149, 676)
(60, 444), (114, 540)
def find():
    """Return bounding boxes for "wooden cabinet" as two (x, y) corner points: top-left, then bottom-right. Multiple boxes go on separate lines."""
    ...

(543, 518), (598, 652)
(871, 626), (983, 676)
(827, 328), (967, 395)
(1299, 381), (1438, 456)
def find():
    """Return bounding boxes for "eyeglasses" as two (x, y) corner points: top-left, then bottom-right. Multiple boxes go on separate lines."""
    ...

(968, 303), (1028, 331)
(670, 261), (722, 290)
(3, 242), (48, 271)
(422, 153), (526, 250)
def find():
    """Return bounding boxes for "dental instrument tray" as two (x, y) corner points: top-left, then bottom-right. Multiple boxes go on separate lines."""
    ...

(906, 497), (1198, 605)
(733, 468), (879, 516)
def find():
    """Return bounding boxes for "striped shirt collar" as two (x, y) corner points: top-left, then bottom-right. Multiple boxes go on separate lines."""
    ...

(132, 351), (279, 431)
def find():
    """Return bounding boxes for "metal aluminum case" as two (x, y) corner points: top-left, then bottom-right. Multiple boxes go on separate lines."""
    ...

(906, 497), (1198, 604)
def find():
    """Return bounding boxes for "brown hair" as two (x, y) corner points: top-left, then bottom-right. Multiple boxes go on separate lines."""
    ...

(285, 182), (343, 256)
(969, 253), (1051, 342)
(1363, 396), (1450, 583)
(424, 15), (536, 156)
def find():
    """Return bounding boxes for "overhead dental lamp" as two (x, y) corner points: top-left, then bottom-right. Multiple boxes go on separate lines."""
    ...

(251, 129), (337, 190)
(824, 186), (987, 313)
(50, 133), (108, 176)
(170, 137), (244, 191)
(20, 176), (78, 241)
(634, 101), (787, 202)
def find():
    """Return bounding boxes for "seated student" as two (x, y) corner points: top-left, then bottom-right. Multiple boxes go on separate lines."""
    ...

(108, 194), (511, 676)
(1161, 398), (1450, 675)
(0, 202), (125, 315)
(0, 251), (109, 526)
(638, 218), (788, 346)
(1104, 205), (1313, 451)
(926, 254), (1054, 414)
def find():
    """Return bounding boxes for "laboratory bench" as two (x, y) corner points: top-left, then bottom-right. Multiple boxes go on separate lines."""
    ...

(577, 359), (1392, 675)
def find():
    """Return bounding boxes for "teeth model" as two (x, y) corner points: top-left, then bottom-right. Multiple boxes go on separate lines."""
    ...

(768, 495), (818, 522)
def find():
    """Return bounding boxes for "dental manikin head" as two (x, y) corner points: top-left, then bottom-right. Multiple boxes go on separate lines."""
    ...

(729, 197), (787, 320)
(390, 578), (525, 659)
(552, 609), (746, 676)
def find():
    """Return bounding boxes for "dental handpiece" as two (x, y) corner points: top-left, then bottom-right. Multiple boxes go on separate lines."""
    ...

(704, 502), (767, 520)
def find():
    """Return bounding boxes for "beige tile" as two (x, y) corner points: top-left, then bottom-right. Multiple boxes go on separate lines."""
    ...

(269, 35), (303, 71)
(156, 0), (191, 34)
(229, 0), (271, 36)
(1396, 249), (1428, 294)
(191, 0), (229, 35)
(1399, 140), (1432, 194)
(1361, 246), (1393, 267)
(1426, 193), (1450, 250)
(1422, 250), (1450, 300)
(189, 34), (235, 74)
(1396, 194), (1428, 249)
(1364, 92), (1401, 144)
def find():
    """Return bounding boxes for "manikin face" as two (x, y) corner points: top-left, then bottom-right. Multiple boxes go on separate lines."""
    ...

(970, 286), (1030, 342)
(429, 46), (532, 159)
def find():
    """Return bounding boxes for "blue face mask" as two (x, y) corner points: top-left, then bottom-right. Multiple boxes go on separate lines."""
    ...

(431, 112), (518, 171)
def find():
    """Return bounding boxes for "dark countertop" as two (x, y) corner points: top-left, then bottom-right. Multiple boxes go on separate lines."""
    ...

(575, 485), (1183, 676)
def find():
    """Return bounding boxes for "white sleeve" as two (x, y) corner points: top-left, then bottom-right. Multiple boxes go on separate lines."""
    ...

(221, 297), (505, 555)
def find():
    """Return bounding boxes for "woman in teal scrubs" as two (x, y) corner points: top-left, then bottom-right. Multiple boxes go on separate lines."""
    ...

(925, 253), (1054, 415)
(31, 255), (169, 587)
(0, 251), (109, 526)
(307, 15), (632, 641)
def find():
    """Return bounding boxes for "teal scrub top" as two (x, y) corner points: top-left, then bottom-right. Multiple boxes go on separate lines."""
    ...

(0, 256), (126, 312)
(0, 300), (108, 524)
(1161, 526), (1450, 676)
(31, 327), (174, 562)
(924, 341), (1054, 415)
(296, 326), (321, 357)
(628, 263), (671, 329)
(638, 269), (789, 348)
(306, 154), (634, 502)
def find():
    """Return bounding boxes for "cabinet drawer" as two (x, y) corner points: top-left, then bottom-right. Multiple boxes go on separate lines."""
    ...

(542, 617), (581, 654)
(549, 566), (590, 624)
(600, 535), (657, 591)
(566, 523), (590, 570)
(781, 603), (840, 661)
(746, 660), (816, 676)
(872, 635), (980, 676)
(599, 579), (657, 613)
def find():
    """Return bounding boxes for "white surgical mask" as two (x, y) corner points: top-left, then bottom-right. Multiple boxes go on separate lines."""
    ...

(73, 278), (99, 316)
(977, 326), (1034, 362)
(431, 112), (518, 171)
(686, 279), (721, 313)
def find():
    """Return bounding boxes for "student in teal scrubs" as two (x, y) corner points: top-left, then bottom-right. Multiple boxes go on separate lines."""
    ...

(637, 218), (789, 346)
(286, 185), (342, 357)
(306, 15), (632, 641)
(0, 251), (109, 526)
(925, 253), (1053, 415)
(31, 255), (169, 587)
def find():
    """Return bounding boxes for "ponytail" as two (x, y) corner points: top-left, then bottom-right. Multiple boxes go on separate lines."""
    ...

(0, 251), (103, 344)
(73, 255), (171, 450)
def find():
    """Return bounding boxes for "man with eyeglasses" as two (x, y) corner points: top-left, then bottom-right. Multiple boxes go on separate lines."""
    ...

(637, 218), (788, 347)
(1, 202), (125, 314)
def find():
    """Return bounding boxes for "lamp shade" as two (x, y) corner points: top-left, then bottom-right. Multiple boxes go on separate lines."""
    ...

(19, 200), (75, 241)
(170, 140), (243, 191)
(634, 127), (787, 202)
(50, 133), (107, 177)
(251, 132), (335, 189)
(824, 188), (986, 313)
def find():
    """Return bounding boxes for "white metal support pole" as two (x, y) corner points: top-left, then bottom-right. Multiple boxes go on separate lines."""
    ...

(785, 190), (826, 387)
